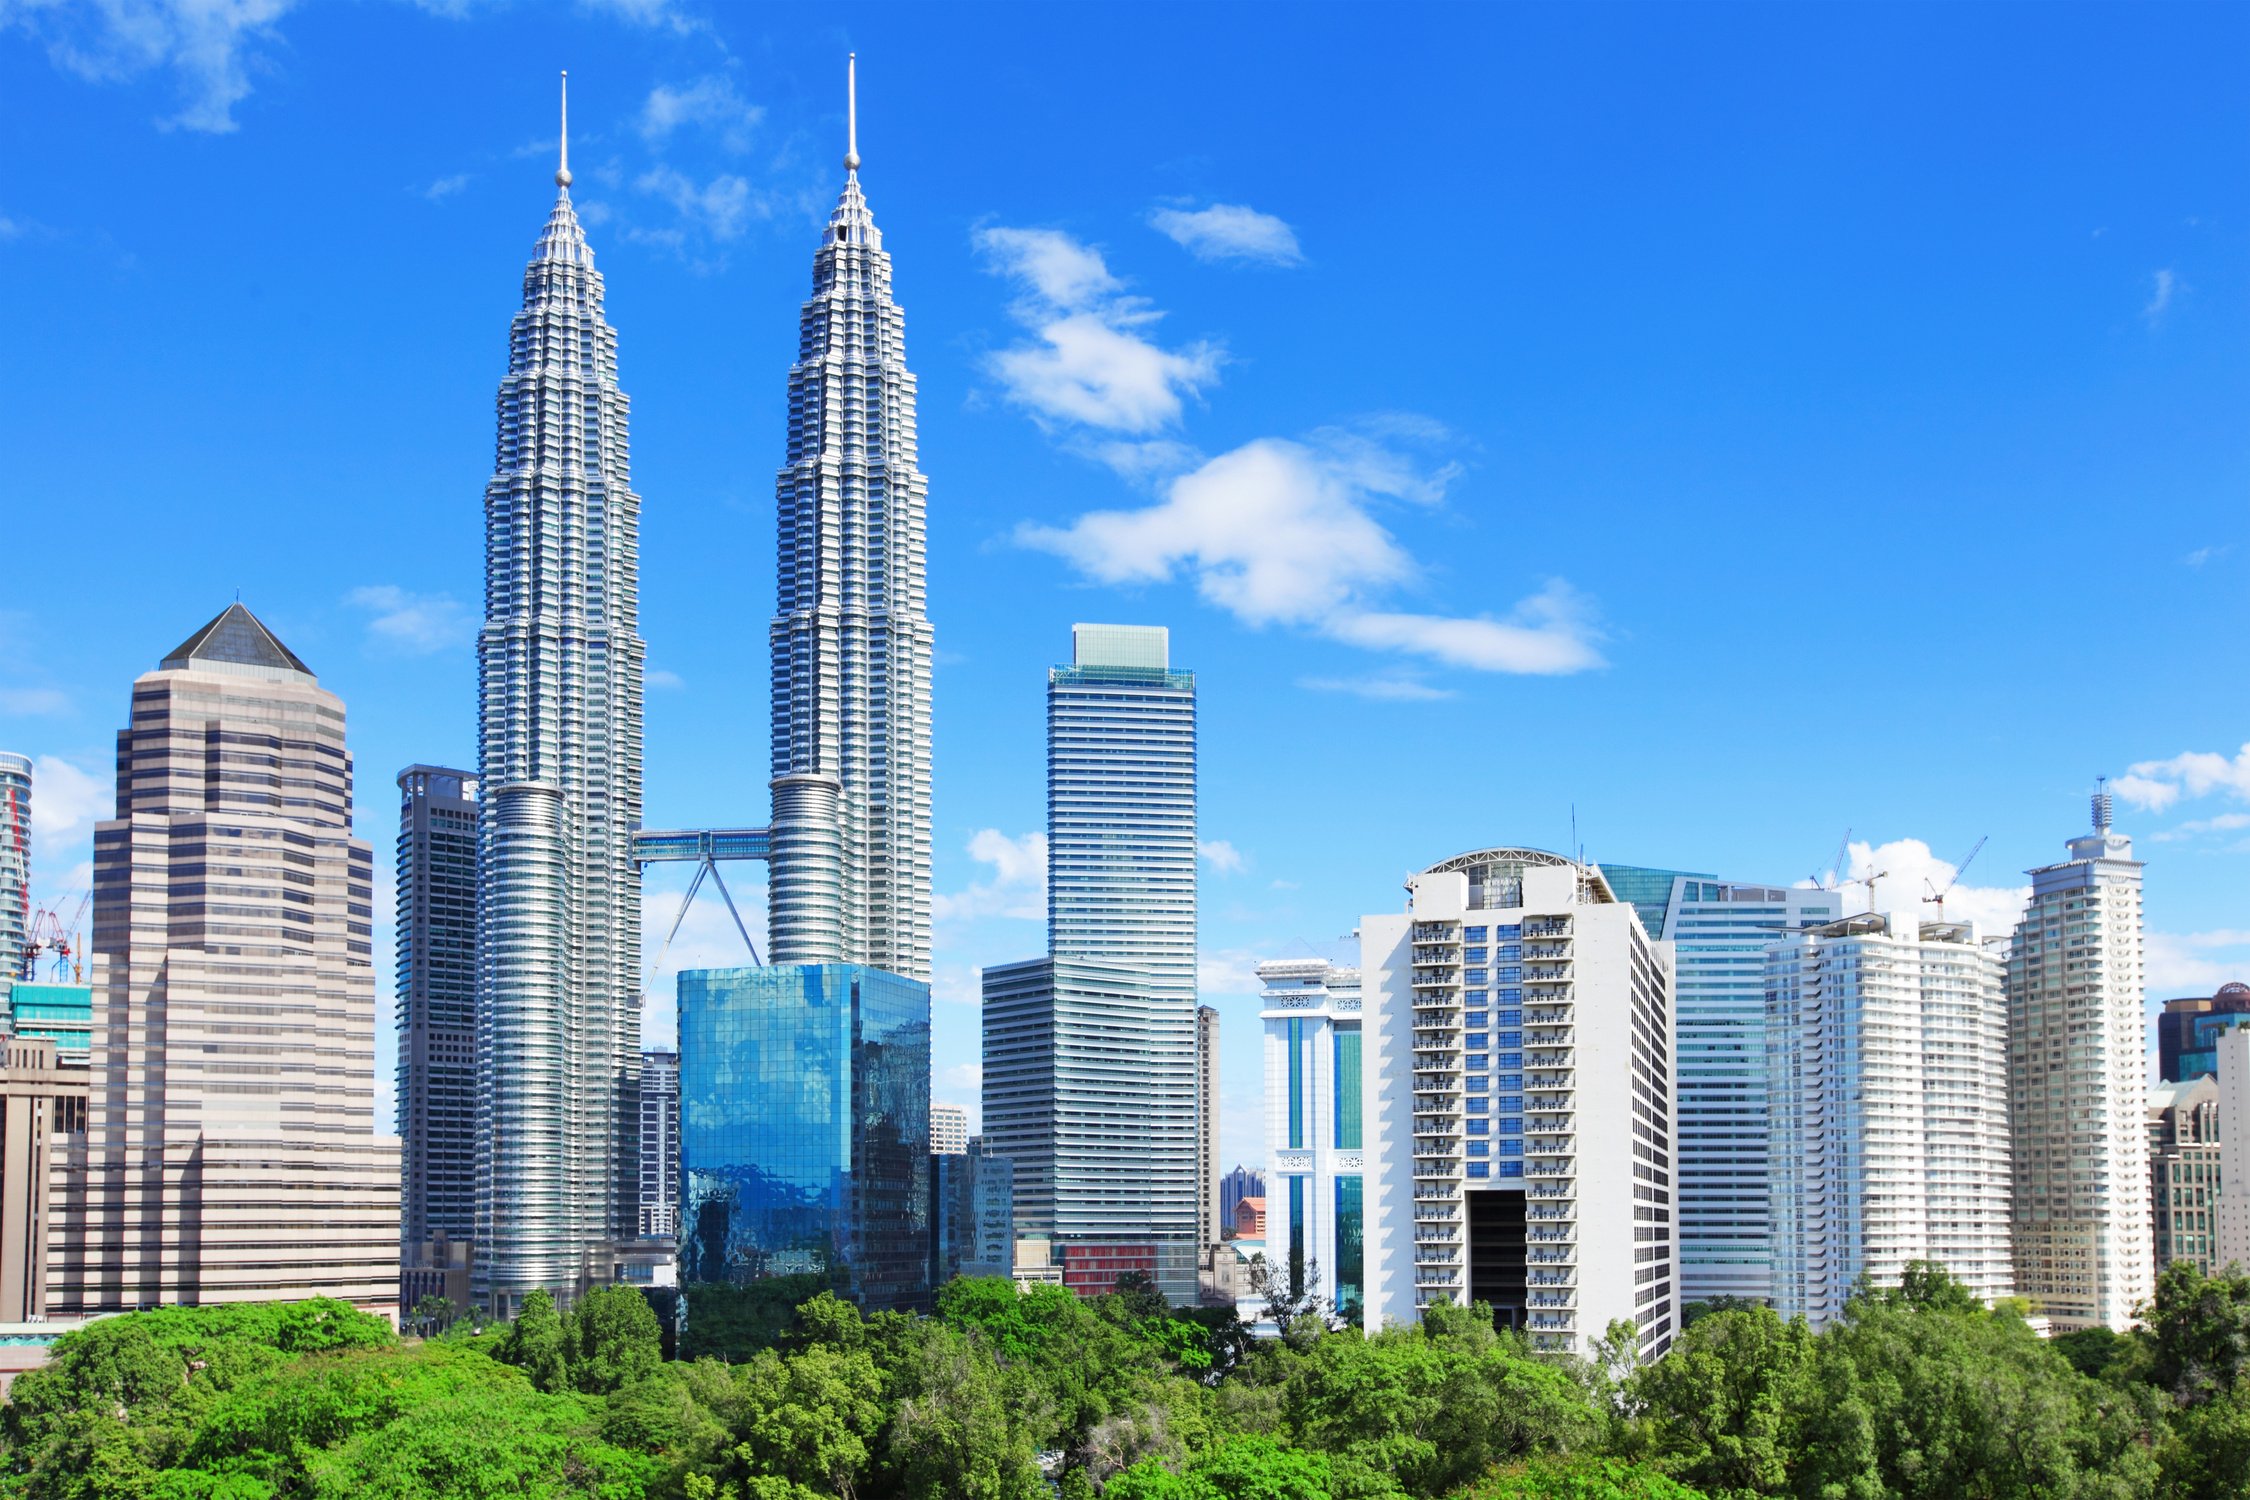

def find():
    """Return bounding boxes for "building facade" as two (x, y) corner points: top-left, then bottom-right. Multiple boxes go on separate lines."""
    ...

(1362, 851), (1679, 1357)
(932, 1139), (1014, 1284)
(54, 604), (400, 1317)
(2148, 1076), (2221, 1276)
(2217, 1028), (2250, 1272)
(2157, 982), (2250, 1083)
(396, 765), (477, 1255)
(0, 1036), (83, 1320)
(1767, 913), (2013, 1329)
(1219, 1165), (1264, 1239)
(639, 1050), (679, 1238)
(7, 983), (89, 1057)
(1258, 959), (1365, 1324)
(1198, 1005), (1220, 1250)
(2007, 793), (2153, 1332)
(1603, 870), (1837, 1306)
(765, 71), (933, 981)
(474, 121), (648, 1315)
(931, 1102), (968, 1156)
(678, 964), (931, 1311)
(0, 753), (27, 985)
(981, 625), (1201, 1300)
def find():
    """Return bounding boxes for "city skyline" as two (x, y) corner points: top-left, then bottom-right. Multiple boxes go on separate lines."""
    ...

(3, 6), (2247, 1177)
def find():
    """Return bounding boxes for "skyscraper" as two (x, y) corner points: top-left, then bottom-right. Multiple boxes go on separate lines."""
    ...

(2155, 982), (2250, 1082)
(767, 56), (933, 980)
(1768, 913), (2014, 1329)
(397, 765), (478, 1256)
(0, 752), (27, 988)
(1258, 959), (1364, 1322)
(54, 604), (400, 1316)
(638, 1049), (679, 1238)
(1198, 1004), (1220, 1249)
(1602, 869), (1838, 1306)
(2147, 1076), (2220, 1277)
(1358, 850), (1678, 1357)
(475, 83), (646, 1315)
(931, 1101), (968, 1156)
(981, 625), (1201, 1299)
(2008, 791), (2152, 1333)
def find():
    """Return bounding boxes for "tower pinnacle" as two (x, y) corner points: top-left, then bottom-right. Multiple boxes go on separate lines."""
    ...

(557, 71), (572, 189)
(845, 52), (859, 173)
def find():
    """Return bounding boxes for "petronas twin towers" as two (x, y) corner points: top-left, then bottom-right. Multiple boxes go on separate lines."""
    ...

(474, 64), (931, 1313)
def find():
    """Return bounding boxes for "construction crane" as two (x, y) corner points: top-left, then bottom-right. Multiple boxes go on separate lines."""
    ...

(1810, 828), (1853, 891)
(21, 892), (89, 983)
(1924, 835), (1989, 922)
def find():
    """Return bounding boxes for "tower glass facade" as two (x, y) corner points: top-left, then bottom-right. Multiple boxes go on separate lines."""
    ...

(767, 148), (932, 979)
(678, 964), (931, 1311)
(397, 765), (478, 1251)
(474, 159), (646, 1313)
(1604, 868), (1836, 1306)
(2007, 798), (2152, 1333)
(1259, 959), (1365, 1324)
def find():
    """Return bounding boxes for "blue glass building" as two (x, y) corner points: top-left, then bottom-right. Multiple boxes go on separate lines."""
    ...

(7, 982), (91, 1055)
(678, 964), (932, 1311)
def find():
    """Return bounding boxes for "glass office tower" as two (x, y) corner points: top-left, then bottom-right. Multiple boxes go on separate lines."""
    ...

(678, 964), (931, 1311)
(1258, 958), (1366, 1323)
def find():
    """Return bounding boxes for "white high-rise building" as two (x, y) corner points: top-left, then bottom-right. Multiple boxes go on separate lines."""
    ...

(1768, 914), (2013, 1329)
(932, 1102), (968, 1156)
(474, 87), (646, 1315)
(766, 56), (933, 980)
(0, 752), (27, 986)
(2008, 791), (2152, 1332)
(1198, 1004), (1221, 1249)
(54, 605), (401, 1317)
(1603, 870), (1839, 1306)
(1360, 850), (1678, 1356)
(981, 625), (1200, 1299)
(2215, 1027), (2250, 1270)
(1258, 959), (1365, 1322)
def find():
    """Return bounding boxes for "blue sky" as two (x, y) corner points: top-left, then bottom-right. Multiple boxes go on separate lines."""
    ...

(2, 1), (2246, 1172)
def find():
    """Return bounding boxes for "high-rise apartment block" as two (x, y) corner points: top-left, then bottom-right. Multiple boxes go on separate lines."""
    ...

(1258, 959), (1365, 1323)
(1767, 913), (2013, 1329)
(474, 119), (647, 1315)
(765, 62), (933, 981)
(2007, 793), (2152, 1333)
(53, 605), (400, 1317)
(396, 765), (477, 1256)
(1604, 870), (1837, 1306)
(931, 1102), (968, 1156)
(982, 625), (1200, 1300)
(2157, 983), (2250, 1083)
(1198, 1005), (1220, 1249)
(2216, 1028), (2250, 1272)
(0, 753), (27, 985)
(1360, 851), (1678, 1357)
(639, 1050), (679, 1238)
(2148, 1076), (2221, 1277)
(678, 965), (930, 1311)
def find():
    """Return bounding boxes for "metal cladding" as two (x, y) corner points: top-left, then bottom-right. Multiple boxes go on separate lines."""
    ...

(473, 160), (646, 1312)
(767, 142), (933, 979)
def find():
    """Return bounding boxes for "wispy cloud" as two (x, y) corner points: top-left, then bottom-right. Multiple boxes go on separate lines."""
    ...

(932, 829), (1047, 923)
(2145, 268), (2177, 323)
(634, 166), (764, 243)
(28, 755), (106, 856)
(1199, 839), (1246, 875)
(0, 687), (72, 716)
(1150, 202), (1304, 267)
(345, 585), (473, 656)
(2, 0), (299, 133)
(646, 668), (685, 691)
(1019, 432), (1603, 676)
(640, 76), (764, 150)
(1300, 673), (1455, 702)
(2149, 812), (2250, 844)
(2184, 545), (2231, 569)
(2114, 745), (2250, 814)
(422, 173), (472, 202)
(975, 226), (1222, 437)
(2149, 929), (2250, 994)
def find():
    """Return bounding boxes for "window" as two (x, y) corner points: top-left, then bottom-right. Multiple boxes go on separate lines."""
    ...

(1497, 1008), (1521, 1026)
(1498, 1053), (1522, 1069)
(1495, 925), (1521, 939)
(1499, 1138), (1523, 1156)
(1467, 1054), (1490, 1070)
(1466, 926), (1488, 941)
(1466, 1033), (1489, 1049)
(1497, 1115), (1522, 1135)
(1466, 969), (1489, 985)
(1467, 1142), (1490, 1158)
(1466, 1075), (1489, 1092)
(1333, 1025), (1362, 1150)
(1466, 947), (1489, 963)
(1288, 1176), (1307, 1284)
(1466, 1011), (1489, 1028)
(1466, 1119), (1490, 1136)
(1496, 1031), (1522, 1048)
(1466, 1095), (1489, 1113)
(1334, 1177), (1364, 1319)
(1498, 1095), (1523, 1113)
(1468, 1162), (1491, 1179)
(1499, 1161), (1523, 1179)
(1287, 1019), (1306, 1150)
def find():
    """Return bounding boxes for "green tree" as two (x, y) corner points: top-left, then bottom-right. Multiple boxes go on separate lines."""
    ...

(2142, 1261), (2250, 1407)
(571, 1285), (664, 1395)
(502, 1288), (572, 1393)
(886, 1324), (1045, 1500)
(300, 1380), (657, 1497)
(1629, 1304), (1815, 1496)
(700, 1343), (885, 1498)
(2154, 1383), (2250, 1500)
(1457, 1455), (1710, 1499)
(682, 1277), (833, 1363)
(409, 1294), (456, 1339)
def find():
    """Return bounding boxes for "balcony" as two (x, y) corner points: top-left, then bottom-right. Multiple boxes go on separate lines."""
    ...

(1412, 970), (1460, 990)
(1524, 920), (1570, 938)
(1529, 1227), (1572, 1243)
(1528, 1205), (1574, 1222)
(1529, 1273), (1574, 1289)
(1529, 1293), (1575, 1310)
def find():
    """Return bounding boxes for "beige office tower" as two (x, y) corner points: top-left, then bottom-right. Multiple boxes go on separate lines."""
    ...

(1198, 1004), (1220, 1249)
(2008, 788), (2153, 1333)
(50, 604), (401, 1318)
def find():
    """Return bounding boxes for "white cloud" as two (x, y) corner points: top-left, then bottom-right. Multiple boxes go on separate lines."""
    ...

(2148, 930), (2250, 994)
(1150, 203), (1304, 266)
(944, 1062), (983, 1090)
(1199, 839), (1245, 875)
(345, 585), (472, 656)
(646, 668), (685, 691)
(1300, 673), (1454, 702)
(422, 173), (471, 202)
(29, 756), (105, 857)
(636, 869), (769, 1046)
(0, 687), (72, 716)
(2184, 545), (2231, 569)
(933, 829), (1047, 923)
(1835, 837), (2030, 939)
(2149, 812), (2250, 844)
(932, 963), (983, 1008)
(635, 166), (763, 242)
(1019, 434), (1603, 676)
(1199, 948), (1266, 998)
(3, 0), (298, 133)
(975, 227), (1221, 434)
(2114, 745), (2250, 813)
(2145, 268), (2177, 322)
(640, 76), (764, 149)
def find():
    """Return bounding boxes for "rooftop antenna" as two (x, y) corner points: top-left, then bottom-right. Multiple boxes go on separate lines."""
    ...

(557, 71), (572, 188)
(844, 52), (860, 172)
(2093, 776), (2113, 834)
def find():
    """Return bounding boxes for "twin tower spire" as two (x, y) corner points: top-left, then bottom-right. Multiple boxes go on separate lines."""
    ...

(477, 55), (931, 1314)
